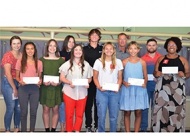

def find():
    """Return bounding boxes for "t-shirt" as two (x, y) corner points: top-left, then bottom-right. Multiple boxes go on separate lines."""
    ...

(59, 60), (93, 100)
(1, 51), (18, 78)
(15, 59), (43, 81)
(93, 58), (123, 86)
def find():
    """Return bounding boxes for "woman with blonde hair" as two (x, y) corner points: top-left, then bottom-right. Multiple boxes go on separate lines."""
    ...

(93, 42), (123, 132)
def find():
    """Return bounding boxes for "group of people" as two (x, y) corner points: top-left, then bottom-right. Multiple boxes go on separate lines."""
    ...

(1, 28), (190, 133)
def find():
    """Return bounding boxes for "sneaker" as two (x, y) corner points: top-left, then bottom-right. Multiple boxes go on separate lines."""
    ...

(86, 127), (93, 132)
(94, 128), (98, 132)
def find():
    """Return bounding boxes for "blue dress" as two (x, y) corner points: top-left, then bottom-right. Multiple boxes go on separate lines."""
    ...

(120, 60), (149, 111)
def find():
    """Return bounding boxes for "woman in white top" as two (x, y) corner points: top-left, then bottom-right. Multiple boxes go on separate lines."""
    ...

(93, 42), (123, 132)
(59, 44), (92, 132)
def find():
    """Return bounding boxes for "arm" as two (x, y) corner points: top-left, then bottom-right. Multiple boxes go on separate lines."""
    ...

(122, 58), (130, 87)
(141, 60), (148, 88)
(117, 70), (123, 91)
(179, 57), (190, 79)
(153, 56), (164, 78)
(60, 72), (74, 88)
(93, 70), (103, 91)
(4, 64), (18, 96)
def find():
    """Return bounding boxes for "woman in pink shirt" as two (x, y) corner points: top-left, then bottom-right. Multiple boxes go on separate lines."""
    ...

(15, 42), (43, 132)
(1, 36), (22, 132)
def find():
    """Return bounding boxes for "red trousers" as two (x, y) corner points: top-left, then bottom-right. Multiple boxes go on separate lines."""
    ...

(63, 93), (87, 132)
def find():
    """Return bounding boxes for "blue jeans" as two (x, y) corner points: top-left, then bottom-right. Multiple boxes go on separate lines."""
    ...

(96, 89), (120, 132)
(1, 77), (20, 131)
(59, 102), (66, 123)
(141, 89), (154, 131)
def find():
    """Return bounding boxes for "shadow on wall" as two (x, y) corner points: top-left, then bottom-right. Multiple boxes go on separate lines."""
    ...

(0, 40), (190, 95)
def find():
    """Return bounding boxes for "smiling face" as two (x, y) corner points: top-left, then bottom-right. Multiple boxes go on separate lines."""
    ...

(48, 41), (57, 54)
(128, 44), (140, 57)
(103, 44), (115, 57)
(167, 40), (177, 54)
(67, 37), (75, 50)
(11, 39), (22, 51)
(74, 45), (83, 58)
(89, 32), (100, 42)
(118, 34), (128, 47)
(26, 44), (35, 57)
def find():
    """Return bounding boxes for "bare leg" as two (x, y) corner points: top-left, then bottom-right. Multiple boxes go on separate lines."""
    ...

(124, 111), (131, 132)
(42, 105), (50, 129)
(134, 110), (142, 132)
(51, 105), (59, 129)
(60, 123), (65, 132)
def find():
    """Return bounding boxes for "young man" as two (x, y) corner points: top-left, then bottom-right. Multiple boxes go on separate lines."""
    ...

(140, 39), (162, 132)
(83, 29), (102, 132)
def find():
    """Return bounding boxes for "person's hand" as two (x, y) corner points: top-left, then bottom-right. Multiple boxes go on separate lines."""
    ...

(97, 86), (105, 91)
(84, 85), (89, 89)
(68, 81), (75, 88)
(37, 79), (42, 87)
(142, 83), (146, 88)
(19, 80), (26, 86)
(43, 81), (50, 86)
(155, 71), (162, 78)
(51, 82), (59, 86)
(123, 81), (130, 87)
(178, 71), (185, 78)
(13, 88), (18, 98)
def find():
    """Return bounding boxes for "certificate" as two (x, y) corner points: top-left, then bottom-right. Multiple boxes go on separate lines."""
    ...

(72, 79), (88, 86)
(128, 78), (144, 86)
(148, 74), (154, 81)
(162, 67), (178, 74)
(102, 83), (119, 92)
(43, 75), (59, 83)
(23, 77), (39, 84)
(12, 93), (18, 100)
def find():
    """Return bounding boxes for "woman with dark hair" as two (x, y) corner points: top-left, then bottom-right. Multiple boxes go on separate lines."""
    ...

(15, 42), (43, 132)
(59, 35), (75, 132)
(40, 39), (65, 132)
(59, 44), (92, 132)
(1, 36), (22, 132)
(152, 37), (190, 132)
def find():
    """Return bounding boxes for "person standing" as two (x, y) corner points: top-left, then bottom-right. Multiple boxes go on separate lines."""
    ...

(140, 39), (162, 132)
(83, 28), (102, 132)
(152, 37), (190, 132)
(15, 42), (43, 132)
(59, 35), (75, 132)
(40, 39), (65, 132)
(120, 41), (149, 132)
(59, 44), (92, 132)
(93, 42), (123, 132)
(115, 33), (129, 132)
(1, 36), (22, 132)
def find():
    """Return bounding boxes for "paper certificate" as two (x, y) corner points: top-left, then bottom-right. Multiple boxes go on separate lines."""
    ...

(128, 78), (144, 86)
(72, 79), (88, 86)
(162, 67), (178, 74)
(148, 74), (154, 81)
(23, 77), (39, 84)
(43, 75), (59, 83)
(102, 83), (119, 92)
(12, 93), (18, 100)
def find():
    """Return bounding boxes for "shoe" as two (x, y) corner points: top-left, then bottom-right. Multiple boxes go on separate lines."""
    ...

(94, 128), (98, 132)
(86, 127), (93, 132)
(120, 128), (125, 132)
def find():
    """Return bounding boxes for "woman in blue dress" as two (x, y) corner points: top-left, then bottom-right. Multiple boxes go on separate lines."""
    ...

(120, 41), (149, 132)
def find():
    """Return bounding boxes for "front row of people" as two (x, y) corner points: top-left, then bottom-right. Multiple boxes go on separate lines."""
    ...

(1, 36), (189, 132)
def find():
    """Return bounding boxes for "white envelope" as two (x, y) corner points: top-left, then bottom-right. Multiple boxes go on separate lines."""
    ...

(128, 78), (144, 86)
(148, 74), (154, 81)
(102, 83), (119, 92)
(12, 93), (18, 100)
(23, 77), (39, 84)
(162, 67), (178, 74)
(43, 75), (59, 83)
(72, 79), (88, 86)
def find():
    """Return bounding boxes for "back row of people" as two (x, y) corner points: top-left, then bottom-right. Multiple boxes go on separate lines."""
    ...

(1, 29), (189, 132)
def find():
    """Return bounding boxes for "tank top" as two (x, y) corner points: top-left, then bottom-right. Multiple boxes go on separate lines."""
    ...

(158, 55), (185, 72)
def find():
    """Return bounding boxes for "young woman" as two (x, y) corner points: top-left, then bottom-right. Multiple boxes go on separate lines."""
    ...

(152, 37), (190, 132)
(15, 42), (43, 132)
(59, 35), (75, 132)
(59, 44), (92, 132)
(120, 41), (149, 132)
(1, 36), (22, 132)
(93, 42), (123, 132)
(40, 39), (65, 132)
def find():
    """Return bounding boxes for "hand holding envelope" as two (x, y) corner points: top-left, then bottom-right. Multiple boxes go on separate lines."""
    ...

(128, 78), (144, 86)
(72, 79), (89, 86)
(102, 83), (119, 92)
(23, 77), (40, 84)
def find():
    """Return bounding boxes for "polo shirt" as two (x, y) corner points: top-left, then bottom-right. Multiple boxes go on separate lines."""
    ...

(115, 44), (129, 60)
